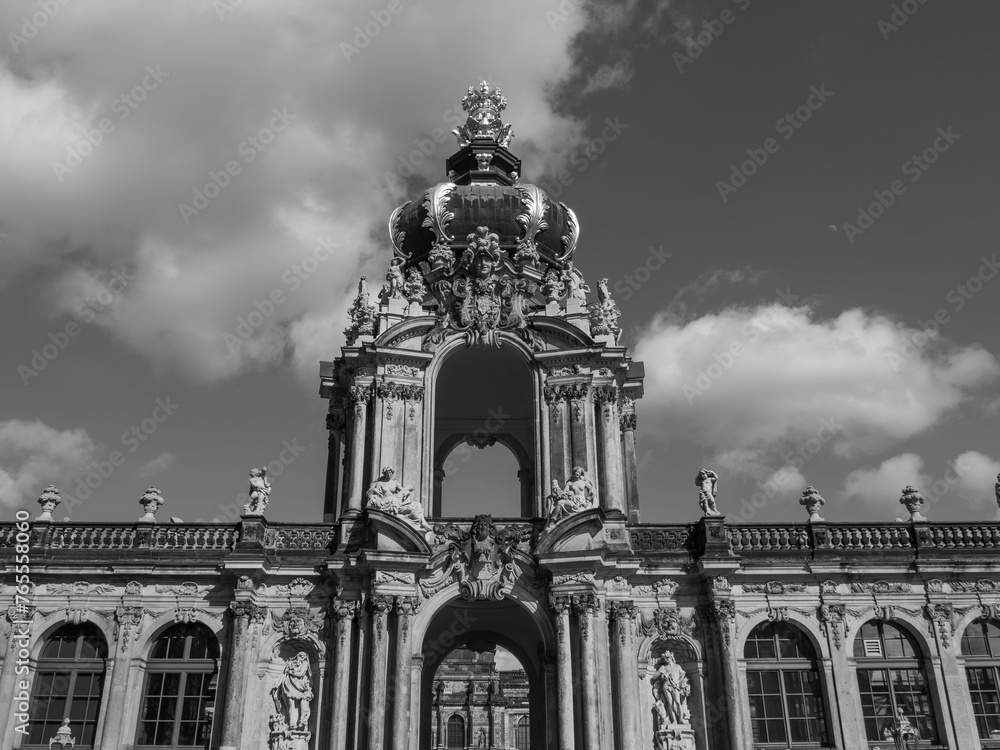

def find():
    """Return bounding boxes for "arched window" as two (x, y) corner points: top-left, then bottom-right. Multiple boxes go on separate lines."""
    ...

(26, 623), (108, 747)
(854, 620), (939, 743)
(513, 714), (530, 749)
(445, 714), (465, 749)
(960, 618), (1000, 740)
(136, 623), (219, 748)
(743, 621), (829, 746)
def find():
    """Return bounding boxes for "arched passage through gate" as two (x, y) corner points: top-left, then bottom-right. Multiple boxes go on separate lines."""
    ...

(419, 598), (550, 750)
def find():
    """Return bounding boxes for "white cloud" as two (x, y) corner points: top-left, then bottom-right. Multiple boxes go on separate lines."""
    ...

(952, 451), (1000, 510)
(633, 303), (1000, 478)
(581, 60), (635, 95)
(0, 420), (98, 508)
(136, 451), (175, 479)
(842, 453), (927, 514)
(0, 1), (597, 385)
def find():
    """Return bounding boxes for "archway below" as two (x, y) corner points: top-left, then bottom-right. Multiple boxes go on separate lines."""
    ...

(419, 598), (551, 750)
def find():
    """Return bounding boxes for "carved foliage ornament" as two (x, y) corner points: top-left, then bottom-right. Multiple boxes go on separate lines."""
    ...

(154, 582), (201, 596)
(819, 604), (848, 649)
(48, 581), (116, 596)
(851, 580), (912, 594)
(742, 581), (807, 595)
(641, 607), (696, 639)
(273, 578), (314, 598)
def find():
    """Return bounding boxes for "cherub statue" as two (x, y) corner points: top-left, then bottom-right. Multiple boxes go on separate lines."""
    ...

(270, 652), (313, 731)
(695, 468), (721, 516)
(366, 466), (432, 533)
(544, 466), (597, 529)
(244, 468), (271, 516)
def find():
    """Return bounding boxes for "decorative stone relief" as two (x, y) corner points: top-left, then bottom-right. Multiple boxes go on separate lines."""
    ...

(851, 580), (911, 594)
(421, 515), (532, 600)
(369, 595), (393, 643)
(543, 466), (597, 530)
(951, 579), (998, 593)
(272, 607), (325, 644)
(114, 606), (143, 652)
(422, 226), (539, 349)
(641, 607), (696, 639)
(571, 594), (600, 641)
(331, 600), (358, 649)
(154, 582), (201, 596)
(653, 579), (680, 602)
(48, 581), (115, 596)
(395, 596), (420, 644)
(273, 578), (315, 598)
(927, 603), (954, 647)
(124, 581), (143, 595)
(695, 468), (721, 517)
(366, 466), (432, 533)
(384, 363), (419, 378)
(552, 572), (593, 587)
(244, 468), (272, 516)
(742, 581), (807, 595)
(236, 576), (257, 592)
(925, 579), (945, 593)
(819, 604), (849, 649)
(710, 576), (731, 592)
(820, 580), (839, 594)
(513, 184), (548, 267)
(608, 601), (637, 645)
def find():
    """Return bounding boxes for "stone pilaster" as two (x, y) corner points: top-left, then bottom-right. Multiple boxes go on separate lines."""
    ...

(99, 606), (143, 749)
(331, 599), (358, 750)
(324, 411), (344, 522)
(573, 594), (601, 750)
(0, 607), (35, 748)
(549, 595), (575, 750)
(594, 386), (625, 514)
(708, 599), (743, 750)
(366, 594), (393, 750)
(346, 385), (371, 513)
(608, 601), (640, 750)
(221, 602), (266, 750)
(391, 596), (420, 750)
(619, 410), (640, 523)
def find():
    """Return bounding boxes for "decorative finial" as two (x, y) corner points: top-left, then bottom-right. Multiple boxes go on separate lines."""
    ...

(696, 468), (721, 517)
(899, 485), (926, 522)
(799, 486), (826, 522)
(48, 718), (76, 749)
(244, 468), (272, 516)
(36, 484), (61, 521)
(138, 487), (164, 523)
(344, 276), (376, 345)
(452, 81), (514, 148)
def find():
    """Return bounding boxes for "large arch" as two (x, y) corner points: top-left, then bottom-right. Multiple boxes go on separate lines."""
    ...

(425, 336), (538, 517)
(415, 590), (555, 750)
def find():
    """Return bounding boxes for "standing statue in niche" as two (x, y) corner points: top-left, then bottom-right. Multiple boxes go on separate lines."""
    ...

(366, 466), (433, 533)
(270, 652), (313, 731)
(544, 466), (598, 529)
(695, 468), (721, 517)
(652, 651), (691, 728)
(477, 727), (487, 747)
(244, 468), (271, 516)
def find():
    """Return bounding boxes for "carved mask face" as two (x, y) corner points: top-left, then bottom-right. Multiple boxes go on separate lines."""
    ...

(474, 253), (495, 278)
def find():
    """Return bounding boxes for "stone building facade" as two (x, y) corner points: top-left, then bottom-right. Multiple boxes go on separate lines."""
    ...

(3, 82), (1000, 750)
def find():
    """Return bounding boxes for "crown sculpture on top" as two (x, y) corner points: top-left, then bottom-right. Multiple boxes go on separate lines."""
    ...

(452, 80), (514, 148)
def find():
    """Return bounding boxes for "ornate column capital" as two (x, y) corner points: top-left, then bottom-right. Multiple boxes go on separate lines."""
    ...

(571, 594), (600, 641)
(548, 594), (573, 615)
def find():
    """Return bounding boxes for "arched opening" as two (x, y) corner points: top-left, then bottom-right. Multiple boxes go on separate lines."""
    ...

(419, 598), (550, 750)
(439, 440), (522, 518)
(26, 622), (108, 748)
(432, 345), (535, 518)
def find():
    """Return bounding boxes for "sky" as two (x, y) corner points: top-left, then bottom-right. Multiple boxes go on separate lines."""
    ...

(1, 0), (998, 526)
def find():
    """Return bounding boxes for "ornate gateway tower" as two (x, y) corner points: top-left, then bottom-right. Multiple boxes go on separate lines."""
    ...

(6, 82), (1000, 750)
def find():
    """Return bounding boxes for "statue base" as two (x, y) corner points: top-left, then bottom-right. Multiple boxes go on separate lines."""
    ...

(268, 726), (310, 750)
(655, 725), (695, 750)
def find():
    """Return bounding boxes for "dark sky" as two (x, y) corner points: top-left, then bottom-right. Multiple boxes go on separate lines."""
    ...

(1, 0), (998, 525)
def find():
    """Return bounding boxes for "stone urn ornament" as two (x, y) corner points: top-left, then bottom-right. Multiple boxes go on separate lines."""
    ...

(48, 718), (75, 749)
(799, 486), (826, 522)
(899, 485), (926, 522)
(138, 486), (164, 523)
(36, 484), (62, 521)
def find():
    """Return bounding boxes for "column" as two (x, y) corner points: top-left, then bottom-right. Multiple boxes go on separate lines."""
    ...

(608, 602), (639, 750)
(324, 413), (344, 522)
(0, 608), (34, 747)
(569, 387), (590, 470)
(220, 602), (265, 750)
(594, 388), (624, 513)
(346, 386), (371, 513)
(367, 595), (393, 750)
(619, 410), (639, 523)
(550, 596), (575, 750)
(98, 606), (143, 749)
(392, 596), (419, 750)
(408, 655), (424, 750)
(331, 599), (357, 750)
(710, 600), (744, 750)
(573, 595), (600, 750)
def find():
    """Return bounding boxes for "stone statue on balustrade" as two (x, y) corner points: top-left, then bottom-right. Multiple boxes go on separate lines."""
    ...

(380, 258), (406, 303)
(366, 466), (433, 533)
(544, 466), (597, 530)
(652, 651), (695, 750)
(244, 468), (271, 516)
(269, 652), (314, 750)
(695, 468), (721, 517)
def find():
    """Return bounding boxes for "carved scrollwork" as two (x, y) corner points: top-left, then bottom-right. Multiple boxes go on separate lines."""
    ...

(742, 581), (807, 595)
(556, 203), (579, 262)
(154, 582), (201, 596)
(48, 581), (116, 596)
(273, 578), (315, 598)
(421, 182), (457, 245)
(513, 184), (548, 266)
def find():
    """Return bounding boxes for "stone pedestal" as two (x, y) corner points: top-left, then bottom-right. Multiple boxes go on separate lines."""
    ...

(656, 725), (696, 750)
(269, 723), (311, 750)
